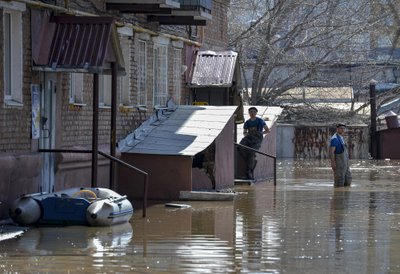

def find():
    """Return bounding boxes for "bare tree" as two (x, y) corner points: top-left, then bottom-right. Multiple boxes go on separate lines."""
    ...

(228, 0), (400, 107)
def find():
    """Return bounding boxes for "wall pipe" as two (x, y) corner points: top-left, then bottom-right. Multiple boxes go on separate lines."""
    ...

(369, 80), (378, 159)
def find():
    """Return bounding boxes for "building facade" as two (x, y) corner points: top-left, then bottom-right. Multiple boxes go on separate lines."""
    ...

(0, 0), (230, 219)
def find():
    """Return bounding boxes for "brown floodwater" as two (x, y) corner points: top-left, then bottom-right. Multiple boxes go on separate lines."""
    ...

(1, 159), (400, 273)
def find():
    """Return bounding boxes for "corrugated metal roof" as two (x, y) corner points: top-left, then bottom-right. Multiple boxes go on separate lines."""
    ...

(119, 105), (238, 156)
(189, 50), (237, 87)
(237, 106), (283, 140)
(32, 13), (125, 74)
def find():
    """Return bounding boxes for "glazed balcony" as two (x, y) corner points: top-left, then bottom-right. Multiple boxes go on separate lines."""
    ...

(106, 0), (180, 14)
(106, 0), (212, 25)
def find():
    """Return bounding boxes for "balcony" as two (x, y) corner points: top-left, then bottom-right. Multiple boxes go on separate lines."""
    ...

(172, 0), (212, 20)
(106, 0), (212, 25)
(106, 0), (180, 14)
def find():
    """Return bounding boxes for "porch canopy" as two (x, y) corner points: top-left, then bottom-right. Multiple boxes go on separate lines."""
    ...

(31, 10), (125, 74)
(31, 9), (125, 188)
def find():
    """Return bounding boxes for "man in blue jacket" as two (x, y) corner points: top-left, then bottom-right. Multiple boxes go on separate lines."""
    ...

(329, 123), (352, 187)
(238, 107), (270, 180)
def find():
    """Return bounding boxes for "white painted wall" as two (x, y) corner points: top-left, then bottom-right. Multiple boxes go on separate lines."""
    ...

(276, 124), (295, 158)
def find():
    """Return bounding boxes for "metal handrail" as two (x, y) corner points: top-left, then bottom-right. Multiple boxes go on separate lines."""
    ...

(38, 148), (148, 217)
(234, 143), (277, 185)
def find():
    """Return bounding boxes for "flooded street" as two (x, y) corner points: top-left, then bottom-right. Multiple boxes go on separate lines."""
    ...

(1, 159), (400, 273)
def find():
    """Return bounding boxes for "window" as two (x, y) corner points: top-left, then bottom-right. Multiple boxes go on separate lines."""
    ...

(3, 8), (23, 105)
(99, 74), (111, 107)
(172, 48), (182, 105)
(137, 40), (147, 106)
(153, 44), (168, 107)
(119, 37), (131, 106)
(69, 73), (84, 104)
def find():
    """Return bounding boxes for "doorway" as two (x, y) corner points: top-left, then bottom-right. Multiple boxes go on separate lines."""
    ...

(39, 73), (57, 193)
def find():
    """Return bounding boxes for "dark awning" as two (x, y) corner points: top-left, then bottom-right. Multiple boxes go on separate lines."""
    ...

(31, 10), (125, 75)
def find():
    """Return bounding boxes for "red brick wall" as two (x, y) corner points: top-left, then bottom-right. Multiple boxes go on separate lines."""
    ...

(202, 0), (229, 51)
(0, 9), (34, 152)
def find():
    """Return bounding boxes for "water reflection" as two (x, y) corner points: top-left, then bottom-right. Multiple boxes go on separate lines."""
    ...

(130, 202), (236, 273)
(1, 159), (400, 273)
(329, 190), (351, 254)
(0, 223), (134, 273)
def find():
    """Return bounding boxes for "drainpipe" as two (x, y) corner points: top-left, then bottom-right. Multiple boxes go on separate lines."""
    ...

(369, 79), (377, 159)
(92, 73), (99, 187)
(110, 62), (117, 189)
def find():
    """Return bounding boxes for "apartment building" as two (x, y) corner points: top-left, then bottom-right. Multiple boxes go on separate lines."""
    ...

(0, 0), (230, 219)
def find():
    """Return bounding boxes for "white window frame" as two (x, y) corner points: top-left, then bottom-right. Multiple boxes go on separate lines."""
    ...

(119, 37), (131, 106)
(137, 40), (147, 106)
(69, 73), (84, 104)
(172, 48), (182, 105)
(99, 74), (111, 107)
(3, 5), (24, 106)
(153, 44), (168, 107)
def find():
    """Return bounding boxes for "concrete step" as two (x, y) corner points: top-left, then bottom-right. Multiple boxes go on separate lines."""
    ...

(179, 191), (234, 201)
(234, 179), (255, 185)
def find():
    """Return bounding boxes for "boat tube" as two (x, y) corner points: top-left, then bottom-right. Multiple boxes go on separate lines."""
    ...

(9, 187), (133, 226)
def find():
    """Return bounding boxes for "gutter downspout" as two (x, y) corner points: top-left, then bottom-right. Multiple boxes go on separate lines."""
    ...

(110, 62), (117, 189)
(91, 74), (99, 187)
(369, 80), (377, 159)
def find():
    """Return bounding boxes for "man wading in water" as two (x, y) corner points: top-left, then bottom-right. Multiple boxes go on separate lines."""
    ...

(238, 107), (270, 180)
(329, 123), (352, 187)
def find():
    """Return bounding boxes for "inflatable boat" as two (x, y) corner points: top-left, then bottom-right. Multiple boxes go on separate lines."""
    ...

(9, 187), (133, 226)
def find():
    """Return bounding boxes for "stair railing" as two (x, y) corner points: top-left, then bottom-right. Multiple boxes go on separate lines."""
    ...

(39, 148), (148, 217)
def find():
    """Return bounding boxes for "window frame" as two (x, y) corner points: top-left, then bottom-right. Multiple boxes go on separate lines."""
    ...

(153, 43), (168, 107)
(137, 40), (147, 106)
(119, 37), (131, 106)
(172, 48), (182, 105)
(3, 6), (24, 106)
(99, 74), (111, 107)
(69, 73), (85, 105)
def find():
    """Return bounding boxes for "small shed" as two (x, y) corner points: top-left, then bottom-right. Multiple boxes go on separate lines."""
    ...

(378, 127), (400, 159)
(188, 50), (240, 106)
(117, 105), (238, 200)
(377, 110), (400, 159)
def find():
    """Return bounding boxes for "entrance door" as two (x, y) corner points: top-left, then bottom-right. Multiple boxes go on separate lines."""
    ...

(40, 73), (57, 193)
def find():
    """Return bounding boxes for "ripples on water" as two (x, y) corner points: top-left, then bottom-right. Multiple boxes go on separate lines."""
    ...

(1, 159), (400, 273)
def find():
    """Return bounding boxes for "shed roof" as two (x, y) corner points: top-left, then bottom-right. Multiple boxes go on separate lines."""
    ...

(188, 50), (237, 87)
(119, 105), (238, 156)
(378, 98), (400, 116)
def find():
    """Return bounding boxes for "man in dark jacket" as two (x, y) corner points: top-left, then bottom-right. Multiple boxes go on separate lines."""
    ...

(238, 107), (269, 179)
